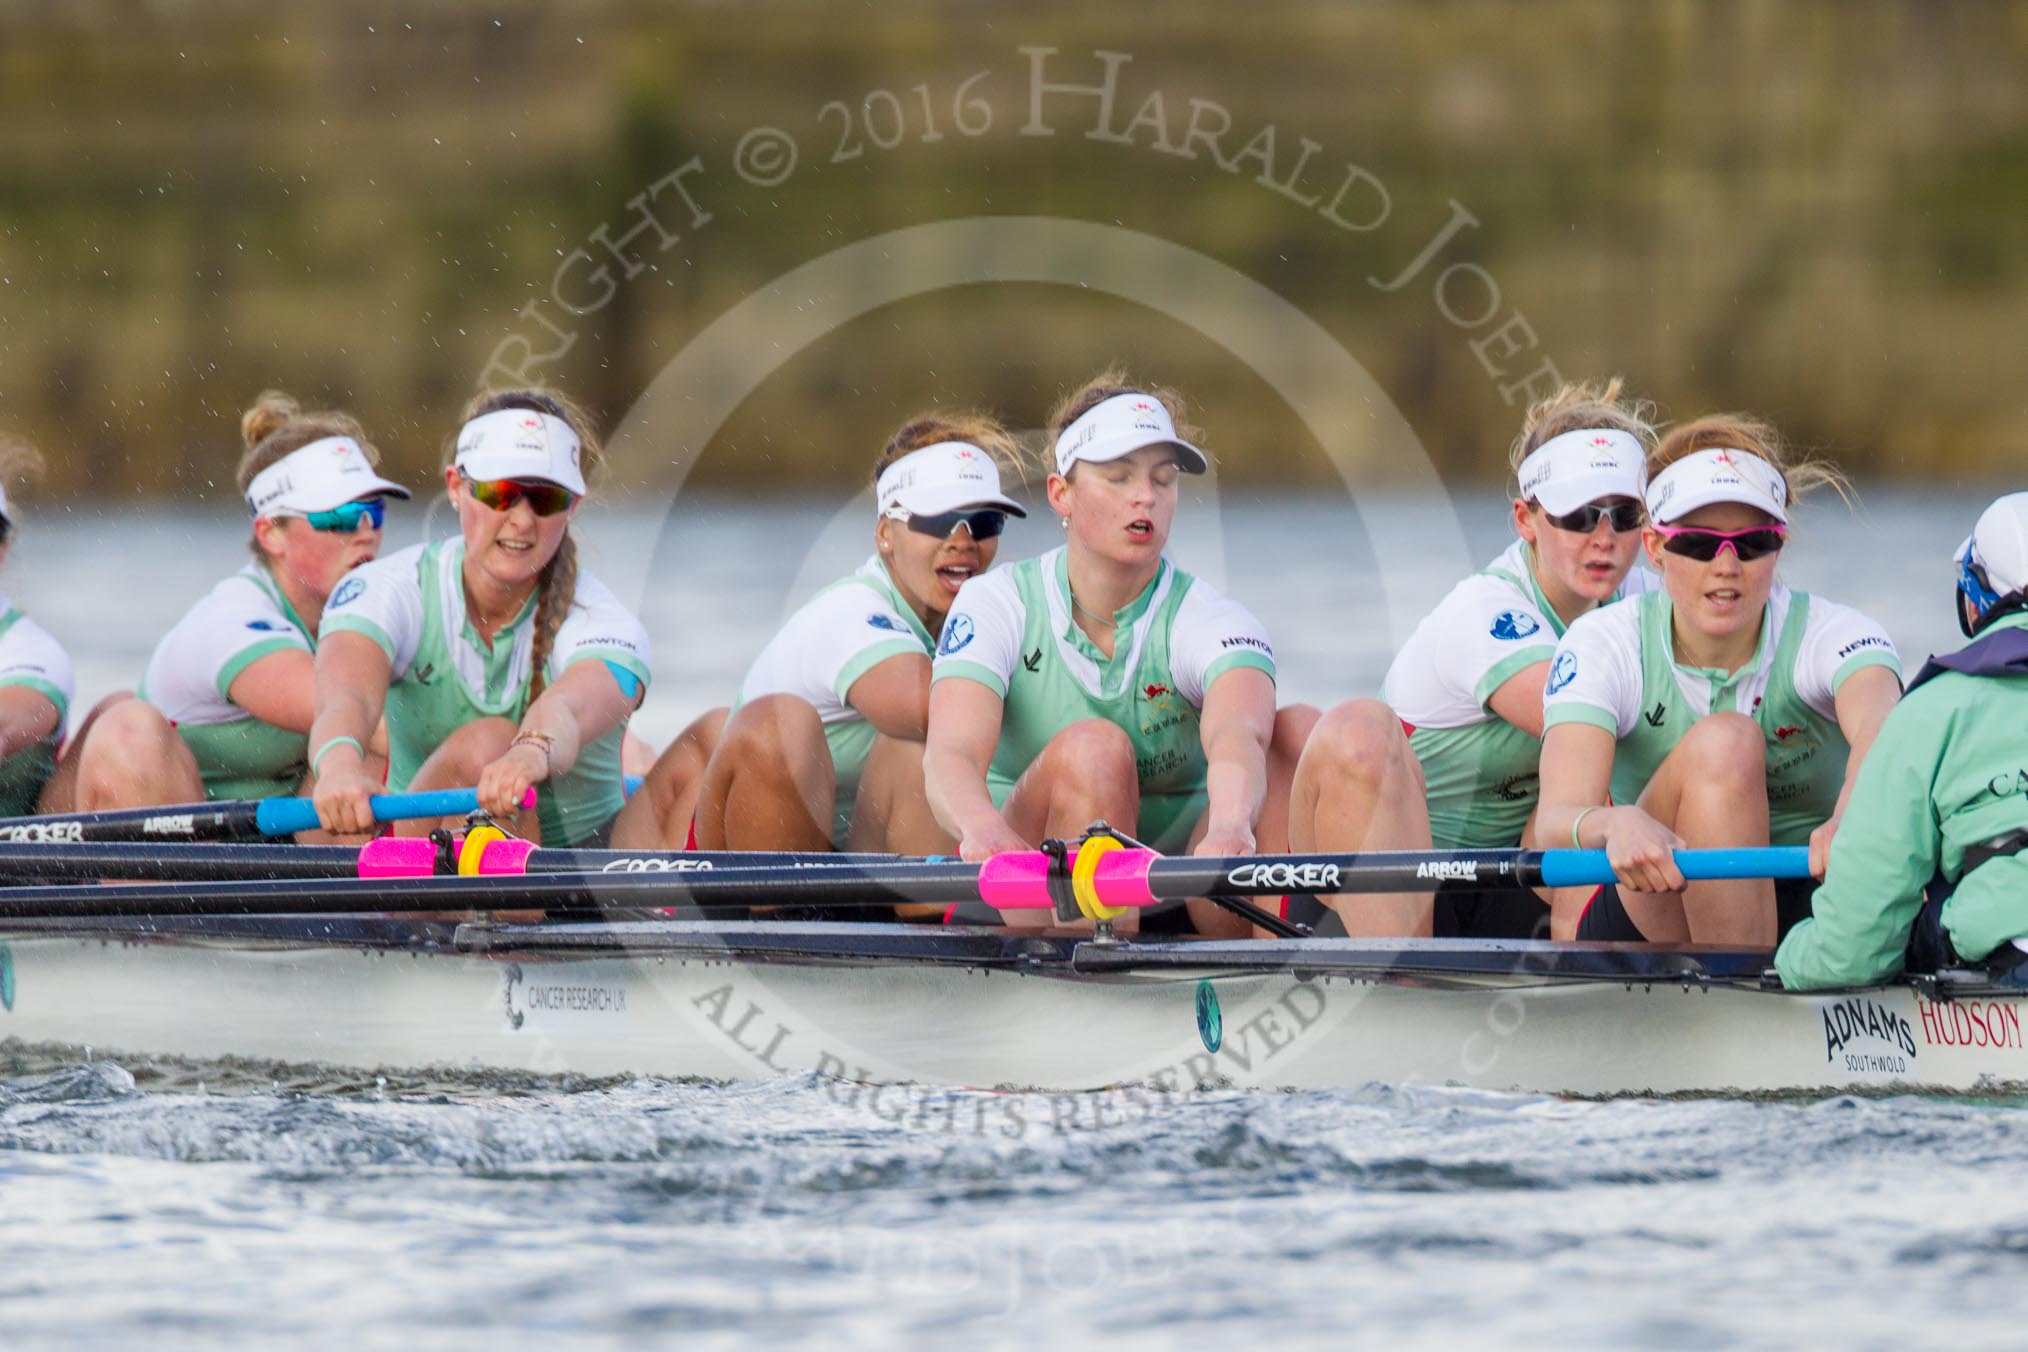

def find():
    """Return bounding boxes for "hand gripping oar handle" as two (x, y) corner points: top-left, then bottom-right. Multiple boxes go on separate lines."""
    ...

(255, 773), (643, 839)
(0, 787), (533, 845)
(252, 787), (539, 838)
(1534, 846), (1812, 888)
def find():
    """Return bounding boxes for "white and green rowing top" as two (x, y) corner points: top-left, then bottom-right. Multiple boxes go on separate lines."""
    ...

(1542, 582), (1901, 845)
(141, 562), (317, 801)
(1384, 540), (1654, 849)
(931, 547), (1276, 852)
(736, 555), (936, 844)
(0, 593), (73, 815)
(321, 540), (652, 846)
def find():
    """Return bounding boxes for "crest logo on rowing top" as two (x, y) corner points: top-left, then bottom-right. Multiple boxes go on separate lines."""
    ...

(328, 576), (367, 609)
(1490, 610), (1540, 641)
(936, 613), (975, 656)
(866, 612), (902, 633)
(1546, 649), (1579, 695)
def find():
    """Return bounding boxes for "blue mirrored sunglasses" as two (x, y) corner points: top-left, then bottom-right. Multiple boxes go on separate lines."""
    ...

(302, 498), (386, 533)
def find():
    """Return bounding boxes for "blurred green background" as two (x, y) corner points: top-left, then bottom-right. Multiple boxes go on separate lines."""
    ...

(2, 0), (2023, 502)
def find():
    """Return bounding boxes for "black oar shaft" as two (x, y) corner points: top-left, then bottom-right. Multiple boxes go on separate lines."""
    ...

(1140, 851), (1547, 899)
(0, 863), (987, 918)
(0, 804), (259, 845)
(0, 842), (361, 882)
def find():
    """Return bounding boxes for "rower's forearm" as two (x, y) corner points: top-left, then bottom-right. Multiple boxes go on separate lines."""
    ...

(518, 695), (587, 779)
(924, 749), (1003, 840)
(1537, 801), (1611, 851)
(1202, 735), (1267, 837)
(309, 695), (379, 770)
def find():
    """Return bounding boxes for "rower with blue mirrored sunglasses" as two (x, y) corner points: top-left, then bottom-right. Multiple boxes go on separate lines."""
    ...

(297, 497), (388, 533)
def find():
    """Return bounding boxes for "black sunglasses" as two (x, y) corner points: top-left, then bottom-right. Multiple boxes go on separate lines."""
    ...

(904, 508), (1008, 541)
(1545, 502), (1645, 534)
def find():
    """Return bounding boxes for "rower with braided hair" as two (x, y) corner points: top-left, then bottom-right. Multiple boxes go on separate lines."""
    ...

(309, 389), (652, 845)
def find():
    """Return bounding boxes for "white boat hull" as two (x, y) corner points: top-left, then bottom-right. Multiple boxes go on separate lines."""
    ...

(4, 923), (2024, 1097)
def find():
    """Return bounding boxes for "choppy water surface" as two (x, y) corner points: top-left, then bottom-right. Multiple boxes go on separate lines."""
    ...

(2, 1056), (2026, 1348)
(0, 489), (2018, 1345)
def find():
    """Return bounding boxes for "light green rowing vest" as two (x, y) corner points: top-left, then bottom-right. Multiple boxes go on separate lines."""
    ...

(976, 553), (1265, 852)
(1611, 589), (1847, 846)
(382, 541), (627, 847)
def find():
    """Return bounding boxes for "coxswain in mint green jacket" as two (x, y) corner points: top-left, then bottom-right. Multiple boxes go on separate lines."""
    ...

(1777, 494), (2028, 989)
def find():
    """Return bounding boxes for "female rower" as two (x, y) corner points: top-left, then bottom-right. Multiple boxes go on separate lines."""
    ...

(75, 392), (407, 815)
(309, 389), (651, 846)
(1536, 416), (1904, 946)
(613, 413), (1025, 855)
(0, 441), (76, 816)
(1284, 379), (1655, 938)
(924, 370), (1314, 936)
(1777, 492), (2028, 987)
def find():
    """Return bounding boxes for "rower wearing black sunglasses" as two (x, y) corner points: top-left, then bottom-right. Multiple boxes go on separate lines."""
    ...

(1537, 416), (1904, 947)
(73, 391), (408, 829)
(615, 414), (1025, 870)
(1283, 378), (1658, 940)
(309, 389), (651, 847)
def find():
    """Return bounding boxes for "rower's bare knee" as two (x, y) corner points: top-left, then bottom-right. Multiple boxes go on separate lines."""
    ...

(1043, 719), (1136, 786)
(74, 698), (200, 810)
(721, 693), (825, 763)
(1676, 712), (1767, 792)
(1298, 698), (1420, 795)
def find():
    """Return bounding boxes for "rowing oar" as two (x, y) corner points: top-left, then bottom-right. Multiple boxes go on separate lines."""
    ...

(0, 844), (1813, 920)
(0, 786), (542, 845)
(0, 841), (904, 884)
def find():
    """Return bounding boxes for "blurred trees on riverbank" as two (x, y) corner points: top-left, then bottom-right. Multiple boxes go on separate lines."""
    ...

(1, 0), (2023, 502)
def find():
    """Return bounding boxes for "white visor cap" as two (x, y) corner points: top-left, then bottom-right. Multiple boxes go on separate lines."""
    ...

(877, 442), (1027, 519)
(454, 409), (586, 496)
(245, 436), (413, 517)
(1515, 428), (1648, 515)
(1646, 448), (1790, 526)
(1053, 393), (1209, 477)
(1960, 491), (2028, 597)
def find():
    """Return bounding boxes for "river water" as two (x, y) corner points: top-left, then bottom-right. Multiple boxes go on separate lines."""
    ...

(0, 487), (2018, 1346)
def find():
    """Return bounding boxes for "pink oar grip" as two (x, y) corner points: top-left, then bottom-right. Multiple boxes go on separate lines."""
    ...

(356, 836), (438, 879)
(1090, 847), (1160, 908)
(476, 837), (538, 875)
(975, 851), (1052, 909)
(518, 788), (538, 810)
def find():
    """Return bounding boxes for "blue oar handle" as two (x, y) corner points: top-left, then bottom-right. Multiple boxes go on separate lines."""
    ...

(1536, 845), (1813, 888)
(255, 788), (497, 837)
(254, 775), (645, 838)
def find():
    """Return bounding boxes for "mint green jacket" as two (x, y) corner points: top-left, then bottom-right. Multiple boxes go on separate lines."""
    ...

(1776, 613), (2028, 989)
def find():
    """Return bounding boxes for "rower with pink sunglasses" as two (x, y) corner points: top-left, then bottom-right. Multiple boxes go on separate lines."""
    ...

(1534, 416), (1904, 947)
(309, 389), (651, 846)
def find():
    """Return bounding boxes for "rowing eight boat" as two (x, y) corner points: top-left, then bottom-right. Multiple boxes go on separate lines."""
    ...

(2, 905), (2021, 1098)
